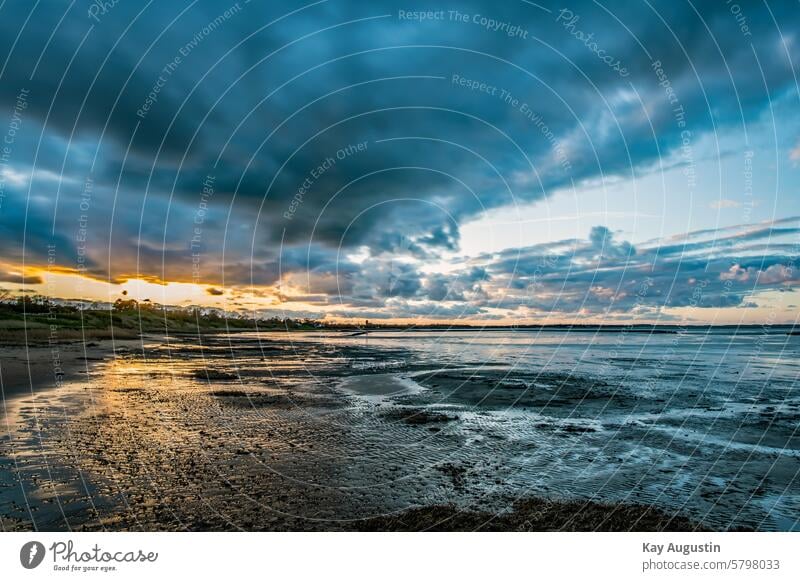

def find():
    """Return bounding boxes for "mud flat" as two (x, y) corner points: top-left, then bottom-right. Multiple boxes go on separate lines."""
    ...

(0, 338), (145, 400)
(1, 331), (797, 531)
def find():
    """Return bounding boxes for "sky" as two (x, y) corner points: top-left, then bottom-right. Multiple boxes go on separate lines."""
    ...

(0, 0), (799, 324)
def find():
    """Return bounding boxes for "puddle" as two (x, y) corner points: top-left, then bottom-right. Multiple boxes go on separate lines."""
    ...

(337, 373), (425, 402)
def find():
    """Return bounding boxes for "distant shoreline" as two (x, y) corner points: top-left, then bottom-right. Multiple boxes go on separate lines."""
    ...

(2, 324), (799, 346)
(350, 324), (799, 333)
(2, 297), (798, 338)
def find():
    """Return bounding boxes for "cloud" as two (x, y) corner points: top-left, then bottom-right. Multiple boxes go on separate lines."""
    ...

(0, 1), (797, 320)
(259, 217), (798, 321)
(458, 218), (800, 316)
(0, 272), (44, 285)
(588, 226), (635, 259)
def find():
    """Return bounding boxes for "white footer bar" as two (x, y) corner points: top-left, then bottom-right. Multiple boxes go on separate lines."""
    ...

(1, 532), (797, 580)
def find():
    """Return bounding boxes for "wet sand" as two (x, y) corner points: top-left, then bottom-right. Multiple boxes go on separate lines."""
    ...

(1, 331), (794, 531)
(359, 499), (704, 531)
(0, 338), (141, 400)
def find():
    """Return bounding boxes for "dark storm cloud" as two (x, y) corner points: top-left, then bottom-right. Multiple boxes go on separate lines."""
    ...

(0, 0), (798, 304)
(0, 271), (43, 285)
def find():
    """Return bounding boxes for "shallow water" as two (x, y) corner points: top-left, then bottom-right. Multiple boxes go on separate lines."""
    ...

(1, 328), (798, 531)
